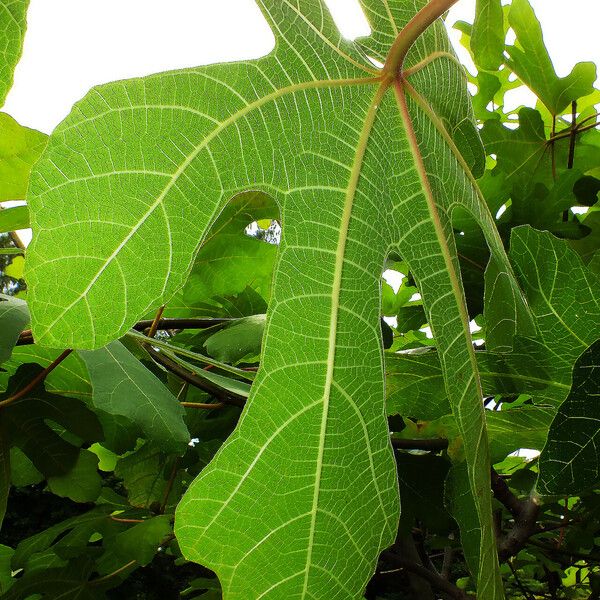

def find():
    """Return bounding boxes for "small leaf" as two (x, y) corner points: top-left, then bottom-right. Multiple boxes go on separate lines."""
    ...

(0, 545), (14, 594)
(79, 341), (190, 452)
(3, 558), (106, 600)
(0, 113), (48, 200)
(0, 293), (28, 365)
(47, 450), (103, 503)
(0, 205), (29, 233)
(115, 442), (182, 510)
(9, 447), (42, 486)
(471, 0), (505, 70)
(0, 424), (9, 529)
(168, 192), (278, 318)
(506, 0), (597, 115)
(539, 340), (600, 494)
(104, 516), (172, 567)
(203, 314), (265, 364)
(12, 507), (112, 570)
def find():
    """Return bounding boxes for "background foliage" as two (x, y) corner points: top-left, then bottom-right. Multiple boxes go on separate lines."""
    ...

(0, 0), (599, 598)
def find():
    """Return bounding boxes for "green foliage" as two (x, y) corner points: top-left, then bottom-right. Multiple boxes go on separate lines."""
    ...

(0, 113), (47, 201)
(539, 340), (600, 494)
(0, 0), (28, 107)
(0, 0), (599, 599)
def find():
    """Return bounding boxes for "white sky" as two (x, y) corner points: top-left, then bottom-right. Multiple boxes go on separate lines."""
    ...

(3, 0), (599, 134)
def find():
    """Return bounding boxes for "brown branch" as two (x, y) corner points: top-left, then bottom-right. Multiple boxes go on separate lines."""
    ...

(0, 349), (73, 409)
(144, 345), (245, 407)
(89, 560), (137, 586)
(491, 469), (540, 561)
(147, 305), (165, 338)
(528, 538), (600, 563)
(381, 551), (472, 600)
(391, 437), (449, 451)
(17, 318), (233, 346)
(159, 457), (180, 514)
(567, 101), (577, 170)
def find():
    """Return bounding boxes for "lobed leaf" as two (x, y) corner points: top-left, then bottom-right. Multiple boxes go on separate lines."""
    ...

(506, 0), (597, 115)
(23, 0), (535, 596)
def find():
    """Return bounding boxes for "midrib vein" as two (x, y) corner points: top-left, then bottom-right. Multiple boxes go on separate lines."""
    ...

(38, 74), (379, 342)
(394, 79), (500, 591)
(394, 79), (479, 394)
(300, 82), (388, 597)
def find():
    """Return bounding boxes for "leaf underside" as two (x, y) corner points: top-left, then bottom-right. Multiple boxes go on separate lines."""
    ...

(24, 1), (533, 597)
(538, 340), (600, 495)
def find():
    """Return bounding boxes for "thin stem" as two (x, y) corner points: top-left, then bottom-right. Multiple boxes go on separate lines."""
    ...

(550, 119), (599, 142)
(181, 401), (226, 409)
(576, 111), (599, 128)
(128, 329), (252, 380)
(382, 552), (472, 600)
(391, 437), (449, 451)
(551, 116), (557, 180)
(529, 538), (600, 562)
(144, 345), (245, 406)
(159, 457), (180, 514)
(17, 318), (234, 346)
(110, 516), (145, 524)
(147, 305), (165, 338)
(8, 231), (25, 251)
(508, 560), (535, 600)
(0, 247), (25, 255)
(0, 349), (73, 409)
(567, 101), (577, 170)
(384, 0), (459, 77)
(89, 560), (137, 586)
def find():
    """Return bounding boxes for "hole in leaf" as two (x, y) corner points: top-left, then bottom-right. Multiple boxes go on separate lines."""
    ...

(367, 56), (384, 69)
(322, 0), (371, 40)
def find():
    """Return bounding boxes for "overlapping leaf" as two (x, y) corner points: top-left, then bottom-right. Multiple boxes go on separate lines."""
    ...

(539, 340), (600, 494)
(0, 113), (47, 201)
(79, 341), (190, 452)
(388, 227), (600, 423)
(506, 0), (597, 115)
(23, 0), (536, 596)
(0, 293), (28, 365)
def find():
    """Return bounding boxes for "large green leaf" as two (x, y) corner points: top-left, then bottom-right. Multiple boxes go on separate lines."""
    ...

(0, 113), (48, 201)
(79, 341), (190, 452)
(505, 0), (597, 115)
(539, 341), (600, 495)
(0, 0), (29, 107)
(24, 1), (535, 596)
